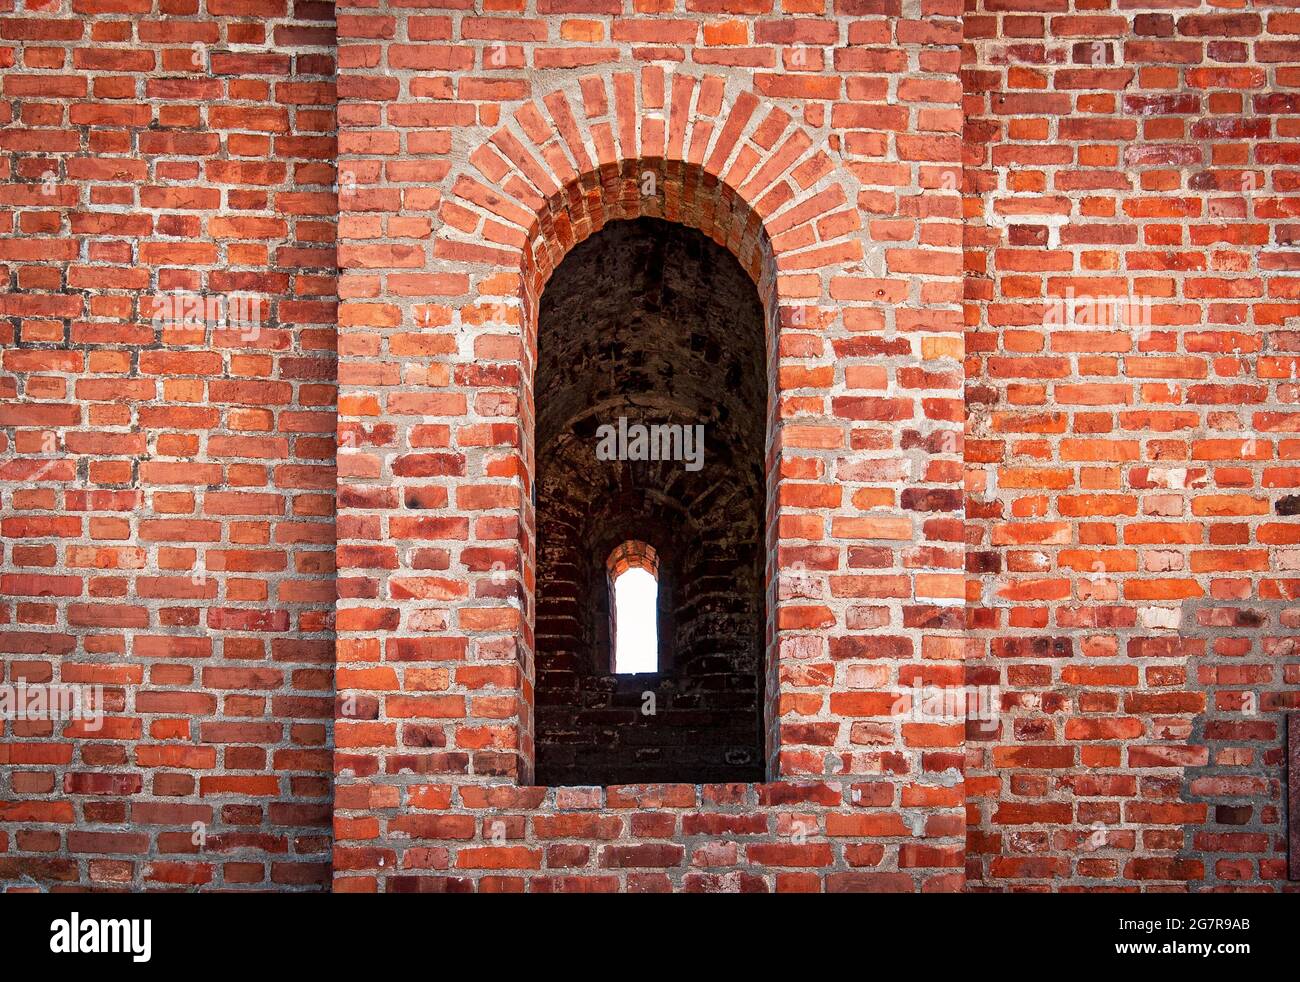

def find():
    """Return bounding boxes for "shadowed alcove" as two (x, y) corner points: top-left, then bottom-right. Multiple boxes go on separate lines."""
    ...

(533, 217), (767, 787)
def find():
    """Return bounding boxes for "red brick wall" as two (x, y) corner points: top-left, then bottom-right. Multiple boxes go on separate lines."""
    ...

(2, 0), (1296, 895)
(331, 1), (967, 891)
(963, 1), (1299, 891)
(0, 0), (337, 890)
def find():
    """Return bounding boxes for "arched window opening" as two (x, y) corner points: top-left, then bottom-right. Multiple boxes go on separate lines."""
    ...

(607, 542), (659, 675)
(533, 217), (768, 787)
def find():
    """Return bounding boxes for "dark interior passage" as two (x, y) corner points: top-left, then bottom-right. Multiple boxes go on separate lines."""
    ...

(534, 217), (768, 787)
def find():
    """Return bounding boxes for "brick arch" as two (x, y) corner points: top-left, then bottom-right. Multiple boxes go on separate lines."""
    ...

(437, 67), (864, 314)
(434, 70), (865, 782)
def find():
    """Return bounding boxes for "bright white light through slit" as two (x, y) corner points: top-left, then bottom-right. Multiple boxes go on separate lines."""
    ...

(613, 566), (658, 674)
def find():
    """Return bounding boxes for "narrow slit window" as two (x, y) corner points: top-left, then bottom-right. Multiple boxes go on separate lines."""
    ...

(607, 542), (659, 674)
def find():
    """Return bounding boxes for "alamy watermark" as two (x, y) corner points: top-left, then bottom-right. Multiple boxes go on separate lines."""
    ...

(1043, 287), (1153, 331)
(149, 289), (264, 341)
(595, 416), (705, 472)
(0, 682), (104, 731)
(891, 681), (1000, 733)
(49, 913), (151, 962)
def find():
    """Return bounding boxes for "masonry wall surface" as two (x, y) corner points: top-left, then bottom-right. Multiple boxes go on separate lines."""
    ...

(963, 0), (1300, 892)
(331, 0), (968, 893)
(0, 0), (1296, 895)
(0, 0), (337, 891)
